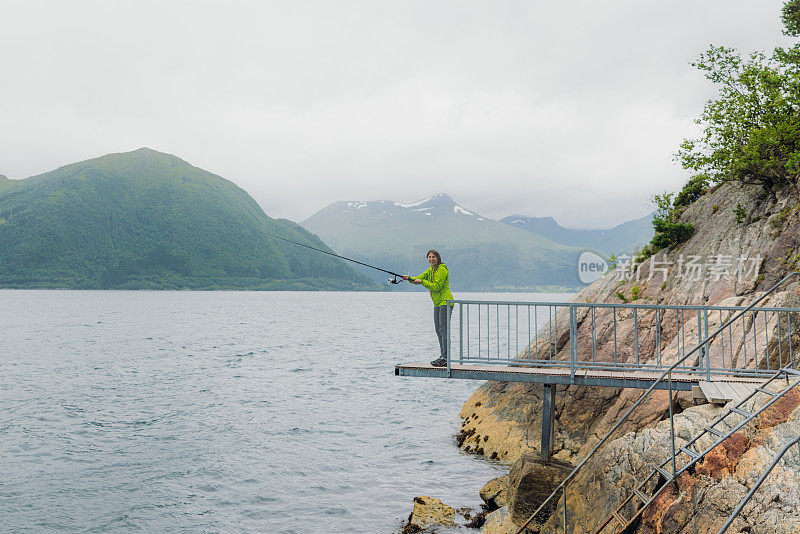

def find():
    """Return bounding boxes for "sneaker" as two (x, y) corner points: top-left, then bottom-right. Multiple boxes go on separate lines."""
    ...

(430, 358), (447, 367)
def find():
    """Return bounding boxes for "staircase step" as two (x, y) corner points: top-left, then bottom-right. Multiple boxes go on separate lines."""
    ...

(612, 510), (627, 526)
(632, 488), (649, 503)
(705, 426), (724, 438)
(730, 407), (754, 418)
(654, 465), (672, 481)
(756, 387), (779, 397)
(680, 447), (699, 460)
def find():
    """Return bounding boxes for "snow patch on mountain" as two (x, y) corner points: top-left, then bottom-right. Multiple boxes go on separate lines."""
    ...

(454, 205), (476, 216)
(396, 197), (433, 209)
(344, 201), (367, 211)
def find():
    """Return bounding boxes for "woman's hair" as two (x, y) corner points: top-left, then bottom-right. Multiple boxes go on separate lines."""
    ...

(426, 249), (442, 266)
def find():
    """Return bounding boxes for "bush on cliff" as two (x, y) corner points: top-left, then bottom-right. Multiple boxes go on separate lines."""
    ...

(676, 0), (800, 190)
(638, 191), (695, 261)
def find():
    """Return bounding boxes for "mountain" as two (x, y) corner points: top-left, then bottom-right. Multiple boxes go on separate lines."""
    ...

(0, 174), (15, 194)
(500, 213), (654, 257)
(301, 194), (589, 291)
(0, 148), (376, 290)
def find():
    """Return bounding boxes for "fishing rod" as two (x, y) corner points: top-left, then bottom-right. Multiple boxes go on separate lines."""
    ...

(264, 231), (407, 284)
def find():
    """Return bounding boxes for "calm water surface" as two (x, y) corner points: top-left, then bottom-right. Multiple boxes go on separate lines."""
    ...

(1, 290), (570, 533)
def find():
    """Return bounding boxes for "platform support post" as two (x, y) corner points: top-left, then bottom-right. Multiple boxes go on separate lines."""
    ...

(542, 383), (556, 461)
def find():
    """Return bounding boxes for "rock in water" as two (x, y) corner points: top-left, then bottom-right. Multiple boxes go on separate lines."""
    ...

(508, 455), (571, 526)
(480, 506), (520, 533)
(479, 475), (510, 511)
(402, 496), (455, 531)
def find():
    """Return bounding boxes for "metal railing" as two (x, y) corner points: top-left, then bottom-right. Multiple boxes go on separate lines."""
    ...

(505, 271), (800, 533)
(718, 435), (800, 533)
(445, 298), (800, 380)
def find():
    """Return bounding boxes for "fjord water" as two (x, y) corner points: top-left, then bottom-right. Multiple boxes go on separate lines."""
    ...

(1, 290), (570, 533)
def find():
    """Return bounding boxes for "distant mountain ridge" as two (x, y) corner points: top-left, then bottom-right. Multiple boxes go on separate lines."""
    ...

(302, 194), (589, 291)
(0, 174), (14, 194)
(0, 148), (376, 290)
(501, 213), (653, 257)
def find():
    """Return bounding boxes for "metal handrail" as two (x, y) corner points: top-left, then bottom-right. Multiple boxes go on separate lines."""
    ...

(447, 295), (800, 381)
(717, 435), (800, 533)
(451, 300), (800, 313)
(513, 271), (800, 534)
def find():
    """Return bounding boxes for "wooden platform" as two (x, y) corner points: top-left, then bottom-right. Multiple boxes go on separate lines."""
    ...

(694, 381), (762, 404)
(395, 362), (765, 392)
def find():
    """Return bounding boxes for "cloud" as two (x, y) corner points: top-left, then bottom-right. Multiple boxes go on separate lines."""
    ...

(0, 0), (791, 228)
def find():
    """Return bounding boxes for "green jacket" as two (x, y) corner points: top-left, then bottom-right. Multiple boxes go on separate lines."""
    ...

(411, 263), (454, 307)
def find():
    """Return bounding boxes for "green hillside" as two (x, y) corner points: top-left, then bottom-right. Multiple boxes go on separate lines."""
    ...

(302, 195), (590, 291)
(0, 175), (17, 194)
(0, 148), (377, 290)
(500, 213), (653, 256)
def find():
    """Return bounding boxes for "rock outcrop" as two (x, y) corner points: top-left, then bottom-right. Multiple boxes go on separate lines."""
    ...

(539, 390), (800, 532)
(402, 495), (456, 532)
(460, 181), (800, 532)
(479, 476), (509, 511)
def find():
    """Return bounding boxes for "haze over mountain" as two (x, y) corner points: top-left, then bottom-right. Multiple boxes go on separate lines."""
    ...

(500, 213), (654, 257)
(0, 149), (375, 290)
(302, 194), (589, 291)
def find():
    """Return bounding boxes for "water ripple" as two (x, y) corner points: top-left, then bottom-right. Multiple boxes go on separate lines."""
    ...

(0, 290), (570, 532)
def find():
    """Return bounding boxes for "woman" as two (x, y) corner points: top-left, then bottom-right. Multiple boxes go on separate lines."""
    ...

(403, 249), (454, 367)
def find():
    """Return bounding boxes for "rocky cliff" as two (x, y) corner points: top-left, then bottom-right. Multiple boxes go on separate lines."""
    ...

(460, 181), (800, 532)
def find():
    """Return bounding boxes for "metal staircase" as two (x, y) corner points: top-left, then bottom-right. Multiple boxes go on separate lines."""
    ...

(595, 367), (800, 533)
(513, 271), (800, 534)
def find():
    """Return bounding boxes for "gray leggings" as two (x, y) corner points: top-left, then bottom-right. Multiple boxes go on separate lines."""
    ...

(434, 305), (454, 358)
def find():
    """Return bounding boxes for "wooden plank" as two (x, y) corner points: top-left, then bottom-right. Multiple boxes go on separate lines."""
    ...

(699, 382), (726, 404)
(727, 382), (756, 399)
(714, 382), (740, 401)
(720, 381), (756, 400)
(692, 385), (707, 402)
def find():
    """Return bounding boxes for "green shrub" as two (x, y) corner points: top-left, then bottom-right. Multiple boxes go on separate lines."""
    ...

(676, 1), (800, 191)
(647, 191), (695, 254)
(630, 285), (641, 300)
(734, 203), (746, 223)
(608, 253), (618, 270)
(674, 175), (710, 208)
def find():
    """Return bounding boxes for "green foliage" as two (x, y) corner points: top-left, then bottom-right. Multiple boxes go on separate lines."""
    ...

(647, 191), (695, 253)
(0, 149), (377, 290)
(733, 202), (747, 223)
(673, 175), (710, 208)
(783, 0), (800, 36)
(608, 253), (618, 270)
(630, 285), (641, 300)
(677, 3), (800, 189)
(633, 243), (654, 263)
(616, 290), (629, 303)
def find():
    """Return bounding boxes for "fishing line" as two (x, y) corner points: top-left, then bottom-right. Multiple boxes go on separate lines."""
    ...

(264, 231), (406, 284)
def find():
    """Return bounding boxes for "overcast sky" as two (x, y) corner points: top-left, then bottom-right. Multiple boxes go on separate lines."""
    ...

(0, 1), (792, 228)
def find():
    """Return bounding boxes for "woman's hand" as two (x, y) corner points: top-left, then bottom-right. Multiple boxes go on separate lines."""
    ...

(402, 275), (410, 280)
(414, 279), (422, 285)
